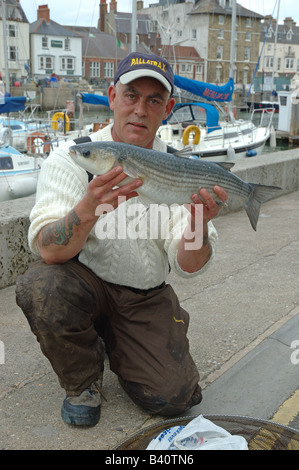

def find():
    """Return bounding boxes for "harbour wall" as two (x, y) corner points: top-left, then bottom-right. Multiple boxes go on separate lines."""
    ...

(0, 149), (298, 289)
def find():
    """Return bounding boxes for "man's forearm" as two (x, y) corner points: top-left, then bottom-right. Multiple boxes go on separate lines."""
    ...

(176, 222), (212, 273)
(38, 203), (98, 264)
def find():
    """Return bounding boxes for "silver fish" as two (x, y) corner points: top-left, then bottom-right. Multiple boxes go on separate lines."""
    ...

(69, 141), (281, 231)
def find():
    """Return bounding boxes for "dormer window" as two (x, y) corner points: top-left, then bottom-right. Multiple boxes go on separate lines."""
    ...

(219, 0), (233, 8)
(286, 29), (293, 40)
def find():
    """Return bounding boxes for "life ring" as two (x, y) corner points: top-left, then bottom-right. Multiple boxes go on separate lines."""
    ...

(27, 131), (51, 154)
(182, 125), (201, 146)
(51, 112), (70, 132)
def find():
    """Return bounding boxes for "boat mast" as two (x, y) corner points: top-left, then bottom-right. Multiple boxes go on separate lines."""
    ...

(131, 0), (137, 52)
(271, 0), (280, 97)
(1, 0), (10, 94)
(228, 0), (237, 120)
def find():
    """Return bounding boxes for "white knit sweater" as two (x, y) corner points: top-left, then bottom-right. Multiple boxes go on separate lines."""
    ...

(28, 123), (218, 289)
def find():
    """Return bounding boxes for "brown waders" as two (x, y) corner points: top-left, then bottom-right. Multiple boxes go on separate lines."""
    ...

(16, 259), (202, 416)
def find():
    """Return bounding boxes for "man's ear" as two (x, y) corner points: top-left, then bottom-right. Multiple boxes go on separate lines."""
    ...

(164, 97), (176, 120)
(108, 85), (116, 111)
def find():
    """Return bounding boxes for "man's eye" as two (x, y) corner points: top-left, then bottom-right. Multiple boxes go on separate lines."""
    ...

(149, 99), (162, 106)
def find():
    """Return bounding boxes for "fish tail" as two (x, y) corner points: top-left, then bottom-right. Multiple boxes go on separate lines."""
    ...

(244, 183), (282, 231)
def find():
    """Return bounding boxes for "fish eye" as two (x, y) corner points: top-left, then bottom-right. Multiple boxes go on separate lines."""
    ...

(82, 150), (91, 157)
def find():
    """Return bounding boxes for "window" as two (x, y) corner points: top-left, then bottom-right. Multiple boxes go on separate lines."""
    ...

(8, 46), (18, 61)
(192, 29), (197, 39)
(285, 58), (294, 69)
(65, 38), (70, 51)
(246, 18), (251, 28)
(245, 32), (251, 41)
(217, 45), (223, 60)
(196, 64), (203, 74)
(104, 61), (114, 78)
(286, 30), (293, 40)
(243, 68), (249, 84)
(277, 58), (281, 70)
(42, 36), (48, 48)
(216, 66), (222, 82)
(39, 56), (54, 70)
(219, 1), (234, 9)
(218, 29), (224, 39)
(61, 57), (74, 71)
(244, 47), (250, 61)
(0, 157), (13, 170)
(90, 61), (100, 77)
(219, 15), (224, 25)
(265, 56), (274, 68)
(7, 24), (18, 37)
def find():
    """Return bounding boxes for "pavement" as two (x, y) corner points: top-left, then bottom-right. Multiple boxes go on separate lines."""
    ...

(0, 190), (298, 450)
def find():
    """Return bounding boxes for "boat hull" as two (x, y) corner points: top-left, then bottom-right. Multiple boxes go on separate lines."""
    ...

(0, 145), (43, 201)
(158, 121), (270, 161)
(0, 170), (40, 201)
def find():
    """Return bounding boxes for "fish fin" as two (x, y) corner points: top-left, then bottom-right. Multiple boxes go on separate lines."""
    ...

(215, 162), (235, 171)
(173, 147), (193, 157)
(138, 193), (156, 208)
(122, 162), (144, 179)
(244, 184), (282, 231)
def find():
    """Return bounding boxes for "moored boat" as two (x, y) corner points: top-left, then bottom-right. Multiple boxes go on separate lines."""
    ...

(0, 144), (44, 202)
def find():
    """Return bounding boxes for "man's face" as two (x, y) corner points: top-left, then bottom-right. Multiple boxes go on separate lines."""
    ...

(108, 77), (175, 148)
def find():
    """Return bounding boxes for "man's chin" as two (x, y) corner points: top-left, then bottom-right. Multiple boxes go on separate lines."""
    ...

(124, 128), (153, 147)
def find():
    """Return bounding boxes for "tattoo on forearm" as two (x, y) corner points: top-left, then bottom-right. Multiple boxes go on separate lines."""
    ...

(41, 209), (81, 246)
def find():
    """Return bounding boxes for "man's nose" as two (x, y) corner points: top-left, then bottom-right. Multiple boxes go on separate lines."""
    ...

(134, 98), (147, 117)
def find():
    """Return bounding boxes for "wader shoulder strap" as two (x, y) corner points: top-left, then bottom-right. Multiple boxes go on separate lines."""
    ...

(73, 136), (93, 182)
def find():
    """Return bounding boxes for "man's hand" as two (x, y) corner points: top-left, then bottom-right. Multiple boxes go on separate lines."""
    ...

(82, 166), (143, 220)
(38, 167), (142, 264)
(188, 185), (228, 226)
(177, 185), (228, 273)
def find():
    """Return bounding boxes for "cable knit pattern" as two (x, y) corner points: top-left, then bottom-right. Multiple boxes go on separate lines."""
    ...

(28, 123), (218, 289)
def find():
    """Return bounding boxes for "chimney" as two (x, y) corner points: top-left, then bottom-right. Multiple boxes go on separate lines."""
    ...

(284, 17), (295, 27)
(110, 1), (117, 12)
(98, 0), (108, 31)
(38, 4), (50, 23)
(137, 1), (144, 10)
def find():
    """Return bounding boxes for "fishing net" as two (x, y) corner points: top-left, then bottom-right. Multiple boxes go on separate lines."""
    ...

(114, 414), (299, 450)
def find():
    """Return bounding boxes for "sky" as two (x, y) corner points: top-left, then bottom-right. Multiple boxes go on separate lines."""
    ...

(20, 0), (299, 27)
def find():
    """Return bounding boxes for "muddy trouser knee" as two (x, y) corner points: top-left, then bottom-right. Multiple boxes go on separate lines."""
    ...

(16, 260), (202, 414)
(15, 259), (106, 396)
(103, 282), (202, 416)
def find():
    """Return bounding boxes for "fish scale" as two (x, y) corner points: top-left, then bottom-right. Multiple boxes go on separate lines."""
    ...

(69, 141), (282, 231)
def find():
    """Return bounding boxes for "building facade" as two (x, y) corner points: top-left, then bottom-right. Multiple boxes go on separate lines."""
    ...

(257, 16), (299, 93)
(141, 0), (263, 86)
(1, 0), (299, 94)
(0, 0), (30, 87)
(29, 5), (82, 80)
